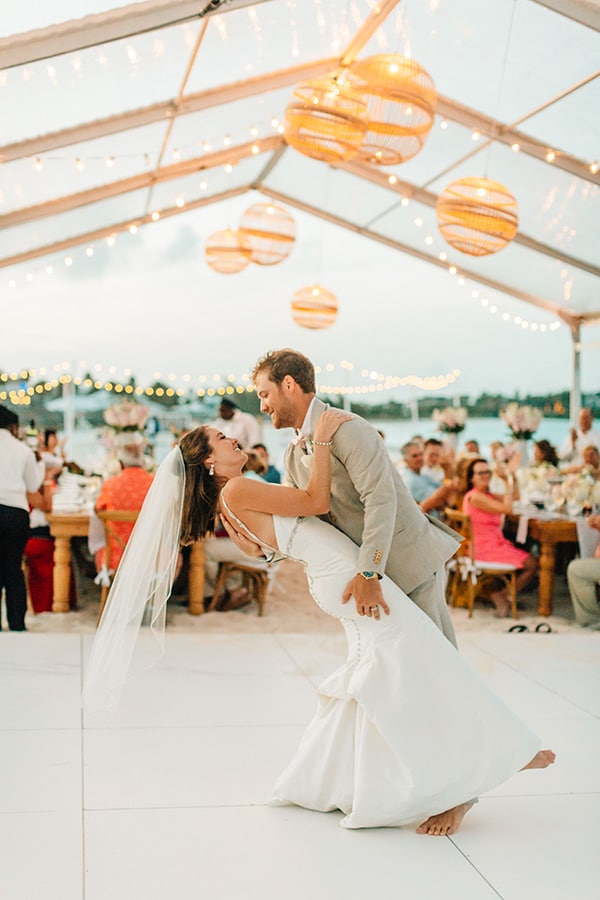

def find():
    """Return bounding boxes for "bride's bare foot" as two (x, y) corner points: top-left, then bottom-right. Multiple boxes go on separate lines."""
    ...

(521, 749), (556, 771)
(416, 802), (474, 836)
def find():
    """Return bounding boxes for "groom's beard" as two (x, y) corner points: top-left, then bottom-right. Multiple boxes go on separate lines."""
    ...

(270, 393), (299, 430)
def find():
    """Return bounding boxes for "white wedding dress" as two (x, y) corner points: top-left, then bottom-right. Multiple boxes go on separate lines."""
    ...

(247, 512), (540, 829)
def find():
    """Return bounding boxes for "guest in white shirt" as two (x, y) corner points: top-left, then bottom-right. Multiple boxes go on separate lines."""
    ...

(560, 408), (600, 466)
(0, 406), (48, 631)
(211, 398), (260, 449)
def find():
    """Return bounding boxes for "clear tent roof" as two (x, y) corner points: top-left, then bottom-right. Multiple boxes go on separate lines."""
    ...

(1, 0), (599, 395)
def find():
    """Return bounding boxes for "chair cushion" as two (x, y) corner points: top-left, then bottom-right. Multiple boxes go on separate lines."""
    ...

(475, 560), (517, 572)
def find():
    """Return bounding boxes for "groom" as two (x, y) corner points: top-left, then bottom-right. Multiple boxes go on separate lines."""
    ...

(249, 348), (460, 646)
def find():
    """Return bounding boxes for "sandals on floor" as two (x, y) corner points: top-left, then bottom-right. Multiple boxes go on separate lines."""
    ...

(508, 622), (554, 634)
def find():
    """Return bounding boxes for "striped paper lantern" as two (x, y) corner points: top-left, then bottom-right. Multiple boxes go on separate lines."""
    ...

(291, 285), (338, 329)
(239, 202), (296, 265)
(436, 177), (519, 256)
(205, 229), (251, 274)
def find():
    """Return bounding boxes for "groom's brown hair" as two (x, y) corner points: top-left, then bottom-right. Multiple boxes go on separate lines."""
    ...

(252, 349), (316, 394)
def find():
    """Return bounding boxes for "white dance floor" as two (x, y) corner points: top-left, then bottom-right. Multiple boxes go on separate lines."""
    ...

(1, 624), (598, 900)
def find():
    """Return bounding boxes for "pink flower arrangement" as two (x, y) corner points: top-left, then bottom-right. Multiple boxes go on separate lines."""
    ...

(432, 406), (467, 434)
(103, 400), (149, 433)
(500, 403), (542, 440)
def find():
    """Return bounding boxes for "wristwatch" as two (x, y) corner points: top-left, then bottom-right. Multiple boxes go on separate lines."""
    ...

(359, 571), (381, 580)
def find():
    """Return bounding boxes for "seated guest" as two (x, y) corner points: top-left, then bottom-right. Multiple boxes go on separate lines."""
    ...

(463, 439), (480, 456)
(251, 443), (281, 483)
(532, 439), (559, 470)
(463, 458), (538, 617)
(560, 407), (600, 467)
(489, 441), (508, 494)
(94, 442), (153, 575)
(421, 438), (449, 485)
(211, 398), (260, 449)
(562, 444), (600, 479)
(566, 515), (600, 629)
(40, 428), (68, 466)
(399, 440), (458, 518)
(24, 461), (74, 614)
(242, 450), (267, 481)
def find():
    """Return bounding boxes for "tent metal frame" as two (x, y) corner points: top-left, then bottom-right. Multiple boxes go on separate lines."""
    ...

(1, 0), (598, 416)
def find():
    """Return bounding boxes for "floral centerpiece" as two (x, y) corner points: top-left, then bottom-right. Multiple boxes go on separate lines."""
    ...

(101, 400), (150, 475)
(500, 402), (543, 440)
(516, 461), (561, 503)
(559, 472), (600, 513)
(432, 406), (467, 434)
(103, 399), (149, 434)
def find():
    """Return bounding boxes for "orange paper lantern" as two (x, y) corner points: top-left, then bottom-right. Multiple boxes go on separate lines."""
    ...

(436, 177), (519, 256)
(205, 229), (251, 274)
(291, 285), (338, 330)
(284, 73), (368, 163)
(239, 202), (296, 266)
(350, 54), (436, 165)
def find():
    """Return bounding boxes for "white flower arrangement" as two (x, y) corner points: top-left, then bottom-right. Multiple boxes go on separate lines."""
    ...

(500, 402), (543, 440)
(517, 464), (559, 497)
(432, 406), (467, 434)
(559, 472), (600, 510)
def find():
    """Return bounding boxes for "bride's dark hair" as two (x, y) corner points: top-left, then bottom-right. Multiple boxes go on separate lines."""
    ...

(178, 427), (220, 545)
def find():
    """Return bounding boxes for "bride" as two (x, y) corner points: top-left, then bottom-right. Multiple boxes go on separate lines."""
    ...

(83, 408), (555, 835)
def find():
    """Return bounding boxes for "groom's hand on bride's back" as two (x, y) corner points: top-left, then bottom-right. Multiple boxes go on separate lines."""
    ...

(220, 514), (265, 559)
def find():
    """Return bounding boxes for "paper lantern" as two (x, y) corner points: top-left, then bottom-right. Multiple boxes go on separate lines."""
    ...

(436, 177), (519, 256)
(284, 73), (368, 163)
(238, 202), (296, 266)
(350, 54), (436, 165)
(205, 229), (251, 274)
(291, 285), (338, 330)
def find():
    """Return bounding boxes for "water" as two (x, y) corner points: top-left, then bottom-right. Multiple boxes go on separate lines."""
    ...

(67, 415), (571, 474)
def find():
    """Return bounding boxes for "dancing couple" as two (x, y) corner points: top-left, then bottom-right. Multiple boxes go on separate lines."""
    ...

(83, 349), (555, 836)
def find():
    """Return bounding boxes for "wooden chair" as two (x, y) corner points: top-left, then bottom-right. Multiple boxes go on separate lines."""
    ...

(95, 509), (140, 621)
(207, 561), (270, 617)
(444, 508), (518, 619)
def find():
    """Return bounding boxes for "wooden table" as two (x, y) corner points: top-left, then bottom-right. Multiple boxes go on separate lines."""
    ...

(527, 517), (578, 617)
(46, 512), (206, 614)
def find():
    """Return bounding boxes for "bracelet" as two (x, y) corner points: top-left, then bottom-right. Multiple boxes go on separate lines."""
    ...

(312, 440), (333, 446)
(43, 480), (53, 486)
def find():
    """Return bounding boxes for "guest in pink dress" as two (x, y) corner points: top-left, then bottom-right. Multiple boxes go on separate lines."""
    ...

(462, 458), (538, 617)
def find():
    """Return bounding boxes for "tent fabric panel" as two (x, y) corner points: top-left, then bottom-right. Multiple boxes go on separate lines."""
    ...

(1, 19), (200, 146)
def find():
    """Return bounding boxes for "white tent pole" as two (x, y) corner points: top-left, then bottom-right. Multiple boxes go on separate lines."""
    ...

(410, 396), (419, 423)
(62, 380), (75, 457)
(570, 322), (582, 424)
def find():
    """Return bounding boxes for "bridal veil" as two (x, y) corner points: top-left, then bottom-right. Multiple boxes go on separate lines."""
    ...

(82, 447), (185, 713)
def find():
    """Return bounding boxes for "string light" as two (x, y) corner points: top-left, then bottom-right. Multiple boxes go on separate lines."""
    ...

(0, 360), (465, 402)
(23, 114), (284, 176)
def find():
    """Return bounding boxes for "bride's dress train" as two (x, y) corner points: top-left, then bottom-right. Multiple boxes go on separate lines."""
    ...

(266, 514), (540, 829)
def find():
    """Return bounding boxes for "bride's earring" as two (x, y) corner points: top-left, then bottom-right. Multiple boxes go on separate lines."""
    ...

(209, 461), (215, 476)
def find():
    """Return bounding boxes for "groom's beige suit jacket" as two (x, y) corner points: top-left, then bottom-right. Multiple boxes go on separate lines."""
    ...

(284, 398), (460, 596)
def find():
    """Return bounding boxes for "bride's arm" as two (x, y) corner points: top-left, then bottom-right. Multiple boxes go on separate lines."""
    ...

(223, 409), (351, 519)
